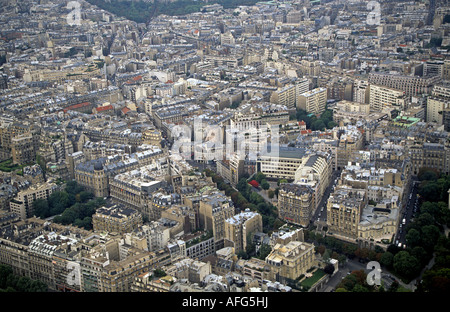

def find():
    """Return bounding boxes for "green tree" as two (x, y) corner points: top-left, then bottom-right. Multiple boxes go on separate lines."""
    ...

(254, 172), (266, 184)
(421, 268), (450, 292)
(393, 251), (421, 281)
(249, 192), (263, 205)
(421, 225), (441, 251)
(380, 251), (394, 268)
(327, 121), (337, 129)
(410, 246), (430, 267)
(257, 243), (272, 260)
(0, 265), (13, 289)
(261, 179), (270, 190)
(352, 284), (369, 292)
(237, 178), (250, 197)
(338, 273), (358, 291)
(312, 120), (326, 131)
(48, 191), (71, 215)
(78, 191), (94, 203)
(405, 228), (422, 249)
(33, 199), (50, 218)
(153, 268), (166, 278)
(419, 181), (440, 200)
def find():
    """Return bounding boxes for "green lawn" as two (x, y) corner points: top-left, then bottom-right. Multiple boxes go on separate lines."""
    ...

(0, 159), (27, 173)
(299, 269), (326, 288)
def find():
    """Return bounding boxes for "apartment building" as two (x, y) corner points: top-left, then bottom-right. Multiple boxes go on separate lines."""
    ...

(11, 133), (36, 165)
(327, 187), (367, 242)
(142, 129), (162, 148)
(300, 60), (322, 77)
(38, 130), (73, 165)
(423, 60), (444, 78)
(185, 235), (216, 261)
(294, 152), (332, 211)
(199, 192), (235, 248)
(427, 96), (450, 125)
(443, 60), (450, 80)
(131, 272), (173, 292)
(109, 170), (164, 212)
(161, 204), (197, 235)
(369, 84), (405, 112)
(296, 78), (310, 99)
(92, 205), (143, 235)
(81, 247), (163, 292)
(358, 203), (399, 250)
(145, 192), (182, 222)
(333, 100), (371, 125)
(0, 217), (46, 277)
(224, 210), (263, 253)
(336, 126), (364, 170)
(297, 87), (327, 115)
(239, 257), (271, 285)
(216, 153), (244, 186)
(27, 232), (80, 291)
(277, 183), (315, 227)
(75, 160), (109, 198)
(407, 142), (450, 175)
(9, 182), (56, 220)
(270, 84), (297, 109)
(368, 72), (441, 99)
(353, 80), (370, 104)
(52, 238), (84, 292)
(163, 258), (211, 284)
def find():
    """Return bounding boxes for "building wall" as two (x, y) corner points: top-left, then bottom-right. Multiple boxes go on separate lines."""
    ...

(297, 87), (327, 115)
(266, 241), (315, 282)
(277, 184), (314, 227)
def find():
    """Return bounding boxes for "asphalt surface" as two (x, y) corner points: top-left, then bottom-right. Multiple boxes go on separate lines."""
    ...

(312, 169), (342, 227)
(319, 259), (408, 292)
(394, 178), (420, 248)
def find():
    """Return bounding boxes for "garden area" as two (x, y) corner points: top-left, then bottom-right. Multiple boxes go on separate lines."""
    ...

(32, 180), (106, 230)
(298, 268), (326, 291)
(0, 159), (30, 174)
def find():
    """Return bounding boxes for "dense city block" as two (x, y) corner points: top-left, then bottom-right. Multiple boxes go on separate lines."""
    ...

(0, 0), (450, 294)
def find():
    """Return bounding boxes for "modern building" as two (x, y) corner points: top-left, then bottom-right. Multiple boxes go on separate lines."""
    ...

(369, 84), (405, 112)
(9, 182), (56, 220)
(270, 84), (297, 110)
(353, 80), (370, 104)
(368, 73), (441, 99)
(257, 146), (307, 180)
(426, 96), (450, 124)
(224, 210), (263, 253)
(297, 87), (327, 115)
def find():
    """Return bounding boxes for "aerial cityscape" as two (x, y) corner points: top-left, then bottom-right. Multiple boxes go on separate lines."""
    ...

(1, 0), (450, 296)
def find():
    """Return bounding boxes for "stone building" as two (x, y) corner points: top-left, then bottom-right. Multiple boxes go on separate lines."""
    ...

(265, 240), (315, 283)
(92, 205), (143, 235)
